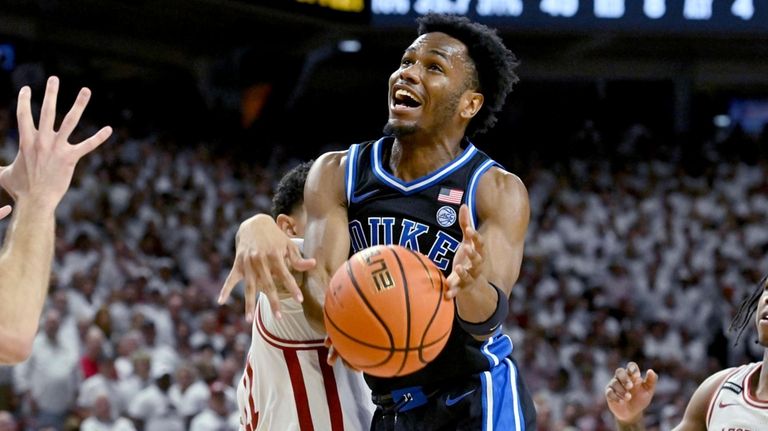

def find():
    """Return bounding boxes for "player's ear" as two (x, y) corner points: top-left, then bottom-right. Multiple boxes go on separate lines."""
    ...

(460, 91), (483, 120)
(276, 214), (298, 237)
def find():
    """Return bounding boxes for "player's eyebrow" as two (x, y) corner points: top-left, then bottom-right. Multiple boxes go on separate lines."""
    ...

(403, 47), (451, 62)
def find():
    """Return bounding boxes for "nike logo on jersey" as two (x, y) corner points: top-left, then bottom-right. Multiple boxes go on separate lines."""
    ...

(718, 401), (738, 408)
(445, 389), (475, 407)
(351, 188), (379, 203)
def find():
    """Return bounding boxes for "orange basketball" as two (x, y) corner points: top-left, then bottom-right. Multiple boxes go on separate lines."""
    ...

(323, 245), (454, 377)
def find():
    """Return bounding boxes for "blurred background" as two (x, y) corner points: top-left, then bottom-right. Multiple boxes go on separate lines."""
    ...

(1, 0), (768, 429)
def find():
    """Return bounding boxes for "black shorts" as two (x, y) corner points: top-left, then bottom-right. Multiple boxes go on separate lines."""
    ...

(370, 356), (537, 431)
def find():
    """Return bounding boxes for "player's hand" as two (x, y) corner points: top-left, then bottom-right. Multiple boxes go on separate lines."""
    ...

(218, 214), (316, 322)
(605, 362), (658, 424)
(324, 337), (359, 371)
(0, 76), (112, 212)
(446, 205), (485, 299)
(0, 205), (10, 220)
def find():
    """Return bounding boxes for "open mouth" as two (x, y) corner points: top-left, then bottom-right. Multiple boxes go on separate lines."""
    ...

(392, 88), (422, 109)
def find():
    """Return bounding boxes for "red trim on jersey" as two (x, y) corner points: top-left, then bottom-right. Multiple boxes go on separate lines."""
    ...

(742, 363), (768, 409)
(706, 366), (743, 427)
(246, 358), (260, 429)
(318, 348), (345, 431)
(256, 301), (325, 350)
(284, 349), (315, 430)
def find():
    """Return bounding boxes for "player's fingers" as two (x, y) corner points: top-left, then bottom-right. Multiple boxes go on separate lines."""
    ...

(268, 251), (303, 303)
(57, 87), (91, 140)
(218, 264), (243, 304)
(615, 367), (634, 390)
(16, 86), (35, 139)
(458, 204), (474, 238)
(39, 76), (59, 133)
(605, 385), (624, 404)
(627, 361), (643, 384)
(288, 245), (316, 272)
(243, 277), (257, 323)
(607, 378), (630, 400)
(0, 205), (11, 220)
(73, 126), (112, 159)
(445, 270), (465, 299)
(327, 345), (338, 366)
(643, 369), (658, 392)
(264, 288), (282, 321)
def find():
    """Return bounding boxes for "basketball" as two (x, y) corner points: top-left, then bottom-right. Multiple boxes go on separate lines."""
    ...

(323, 245), (454, 377)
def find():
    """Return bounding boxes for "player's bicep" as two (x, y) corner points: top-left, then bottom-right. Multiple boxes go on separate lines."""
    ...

(672, 368), (731, 431)
(303, 152), (350, 283)
(476, 169), (530, 293)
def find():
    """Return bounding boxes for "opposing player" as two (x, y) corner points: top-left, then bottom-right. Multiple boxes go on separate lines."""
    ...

(605, 276), (768, 429)
(0, 76), (112, 364)
(221, 14), (537, 429)
(235, 161), (374, 431)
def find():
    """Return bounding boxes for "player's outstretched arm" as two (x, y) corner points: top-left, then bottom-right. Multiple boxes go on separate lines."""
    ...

(606, 361), (727, 431)
(0, 76), (112, 364)
(301, 151), (350, 336)
(446, 168), (529, 340)
(218, 213), (316, 322)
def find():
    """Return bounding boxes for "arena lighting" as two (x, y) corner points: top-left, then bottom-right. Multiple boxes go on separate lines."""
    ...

(338, 39), (362, 53)
(713, 115), (731, 128)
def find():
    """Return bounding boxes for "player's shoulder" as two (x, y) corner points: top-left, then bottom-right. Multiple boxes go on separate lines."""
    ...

(476, 166), (529, 210)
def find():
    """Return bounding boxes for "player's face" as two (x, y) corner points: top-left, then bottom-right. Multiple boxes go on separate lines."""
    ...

(756, 284), (768, 346)
(386, 32), (477, 137)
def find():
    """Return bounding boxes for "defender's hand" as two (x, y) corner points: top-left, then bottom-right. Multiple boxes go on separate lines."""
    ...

(0, 76), (112, 211)
(218, 214), (315, 322)
(605, 362), (658, 424)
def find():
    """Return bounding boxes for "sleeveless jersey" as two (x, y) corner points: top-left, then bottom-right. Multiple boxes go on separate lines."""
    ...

(237, 240), (374, 431)
(345, 137), (505, 395)
(706, 362), (768, 430)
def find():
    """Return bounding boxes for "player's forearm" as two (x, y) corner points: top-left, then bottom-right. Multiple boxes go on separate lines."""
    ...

(299, 276), (326, 335)
(455, 275), (500, 323)
(0, 199), (55, 362)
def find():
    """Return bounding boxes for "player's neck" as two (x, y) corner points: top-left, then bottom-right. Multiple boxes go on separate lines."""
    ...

(758, 351), (768, 400)
(389, 136), (464, 182)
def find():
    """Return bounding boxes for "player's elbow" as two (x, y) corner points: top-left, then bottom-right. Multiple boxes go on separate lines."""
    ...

(0, 333), (34, 364)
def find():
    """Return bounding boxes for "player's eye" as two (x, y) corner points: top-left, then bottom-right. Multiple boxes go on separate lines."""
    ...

(428, 63), (443, 72)
(401, 58), (413, 67)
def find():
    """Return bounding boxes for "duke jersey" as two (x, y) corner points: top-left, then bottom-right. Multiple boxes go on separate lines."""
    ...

(706, 362), (768, 429)
(345, 137), (505, 395)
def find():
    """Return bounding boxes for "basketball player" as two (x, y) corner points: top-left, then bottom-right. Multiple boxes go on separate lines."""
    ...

(0, 76), (112, 364)
(236, 161), (375, 431)
(220, 14), (537, 429)
(605, 277), (768, 429)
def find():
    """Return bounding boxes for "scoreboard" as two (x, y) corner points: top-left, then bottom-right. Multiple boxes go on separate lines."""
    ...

(371, 0), (768, 33)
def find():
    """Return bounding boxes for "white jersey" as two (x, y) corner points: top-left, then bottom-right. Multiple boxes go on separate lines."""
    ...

(706, 362), (768, 429)
(237, 240), (374, 431)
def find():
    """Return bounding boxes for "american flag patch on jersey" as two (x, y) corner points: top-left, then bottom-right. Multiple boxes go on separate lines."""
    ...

(437, 187), (463, 204)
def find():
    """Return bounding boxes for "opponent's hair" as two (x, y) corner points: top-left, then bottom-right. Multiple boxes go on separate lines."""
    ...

(729, 274), (766, 344)
(271, 160), (313, 218)
(417, 14), (519, 137)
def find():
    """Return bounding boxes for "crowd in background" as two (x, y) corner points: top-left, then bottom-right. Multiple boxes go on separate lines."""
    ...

(0, 103), (767, 430)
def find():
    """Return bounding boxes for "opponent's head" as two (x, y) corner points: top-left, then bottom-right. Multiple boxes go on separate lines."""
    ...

(730, 275), (768, 347)
(385, 14), (519, 139)
(271, 160), (313, 238)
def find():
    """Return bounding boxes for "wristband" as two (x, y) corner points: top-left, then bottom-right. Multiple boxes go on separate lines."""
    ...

(457, 282), (509, 336)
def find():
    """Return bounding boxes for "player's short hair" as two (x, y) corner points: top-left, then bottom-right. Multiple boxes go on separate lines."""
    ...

(271, 160), (314, 219)
(417, 14), (519, 137)
(729, 274), (766, 344)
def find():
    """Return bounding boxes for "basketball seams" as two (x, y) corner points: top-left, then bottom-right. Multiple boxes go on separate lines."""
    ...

(388, 247), (412, 376)
(403, 247), (452, 365)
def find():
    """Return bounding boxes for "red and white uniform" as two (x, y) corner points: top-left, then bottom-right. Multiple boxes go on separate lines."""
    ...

(237, 240), (374, 431)
(707, 362), (768, 429)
